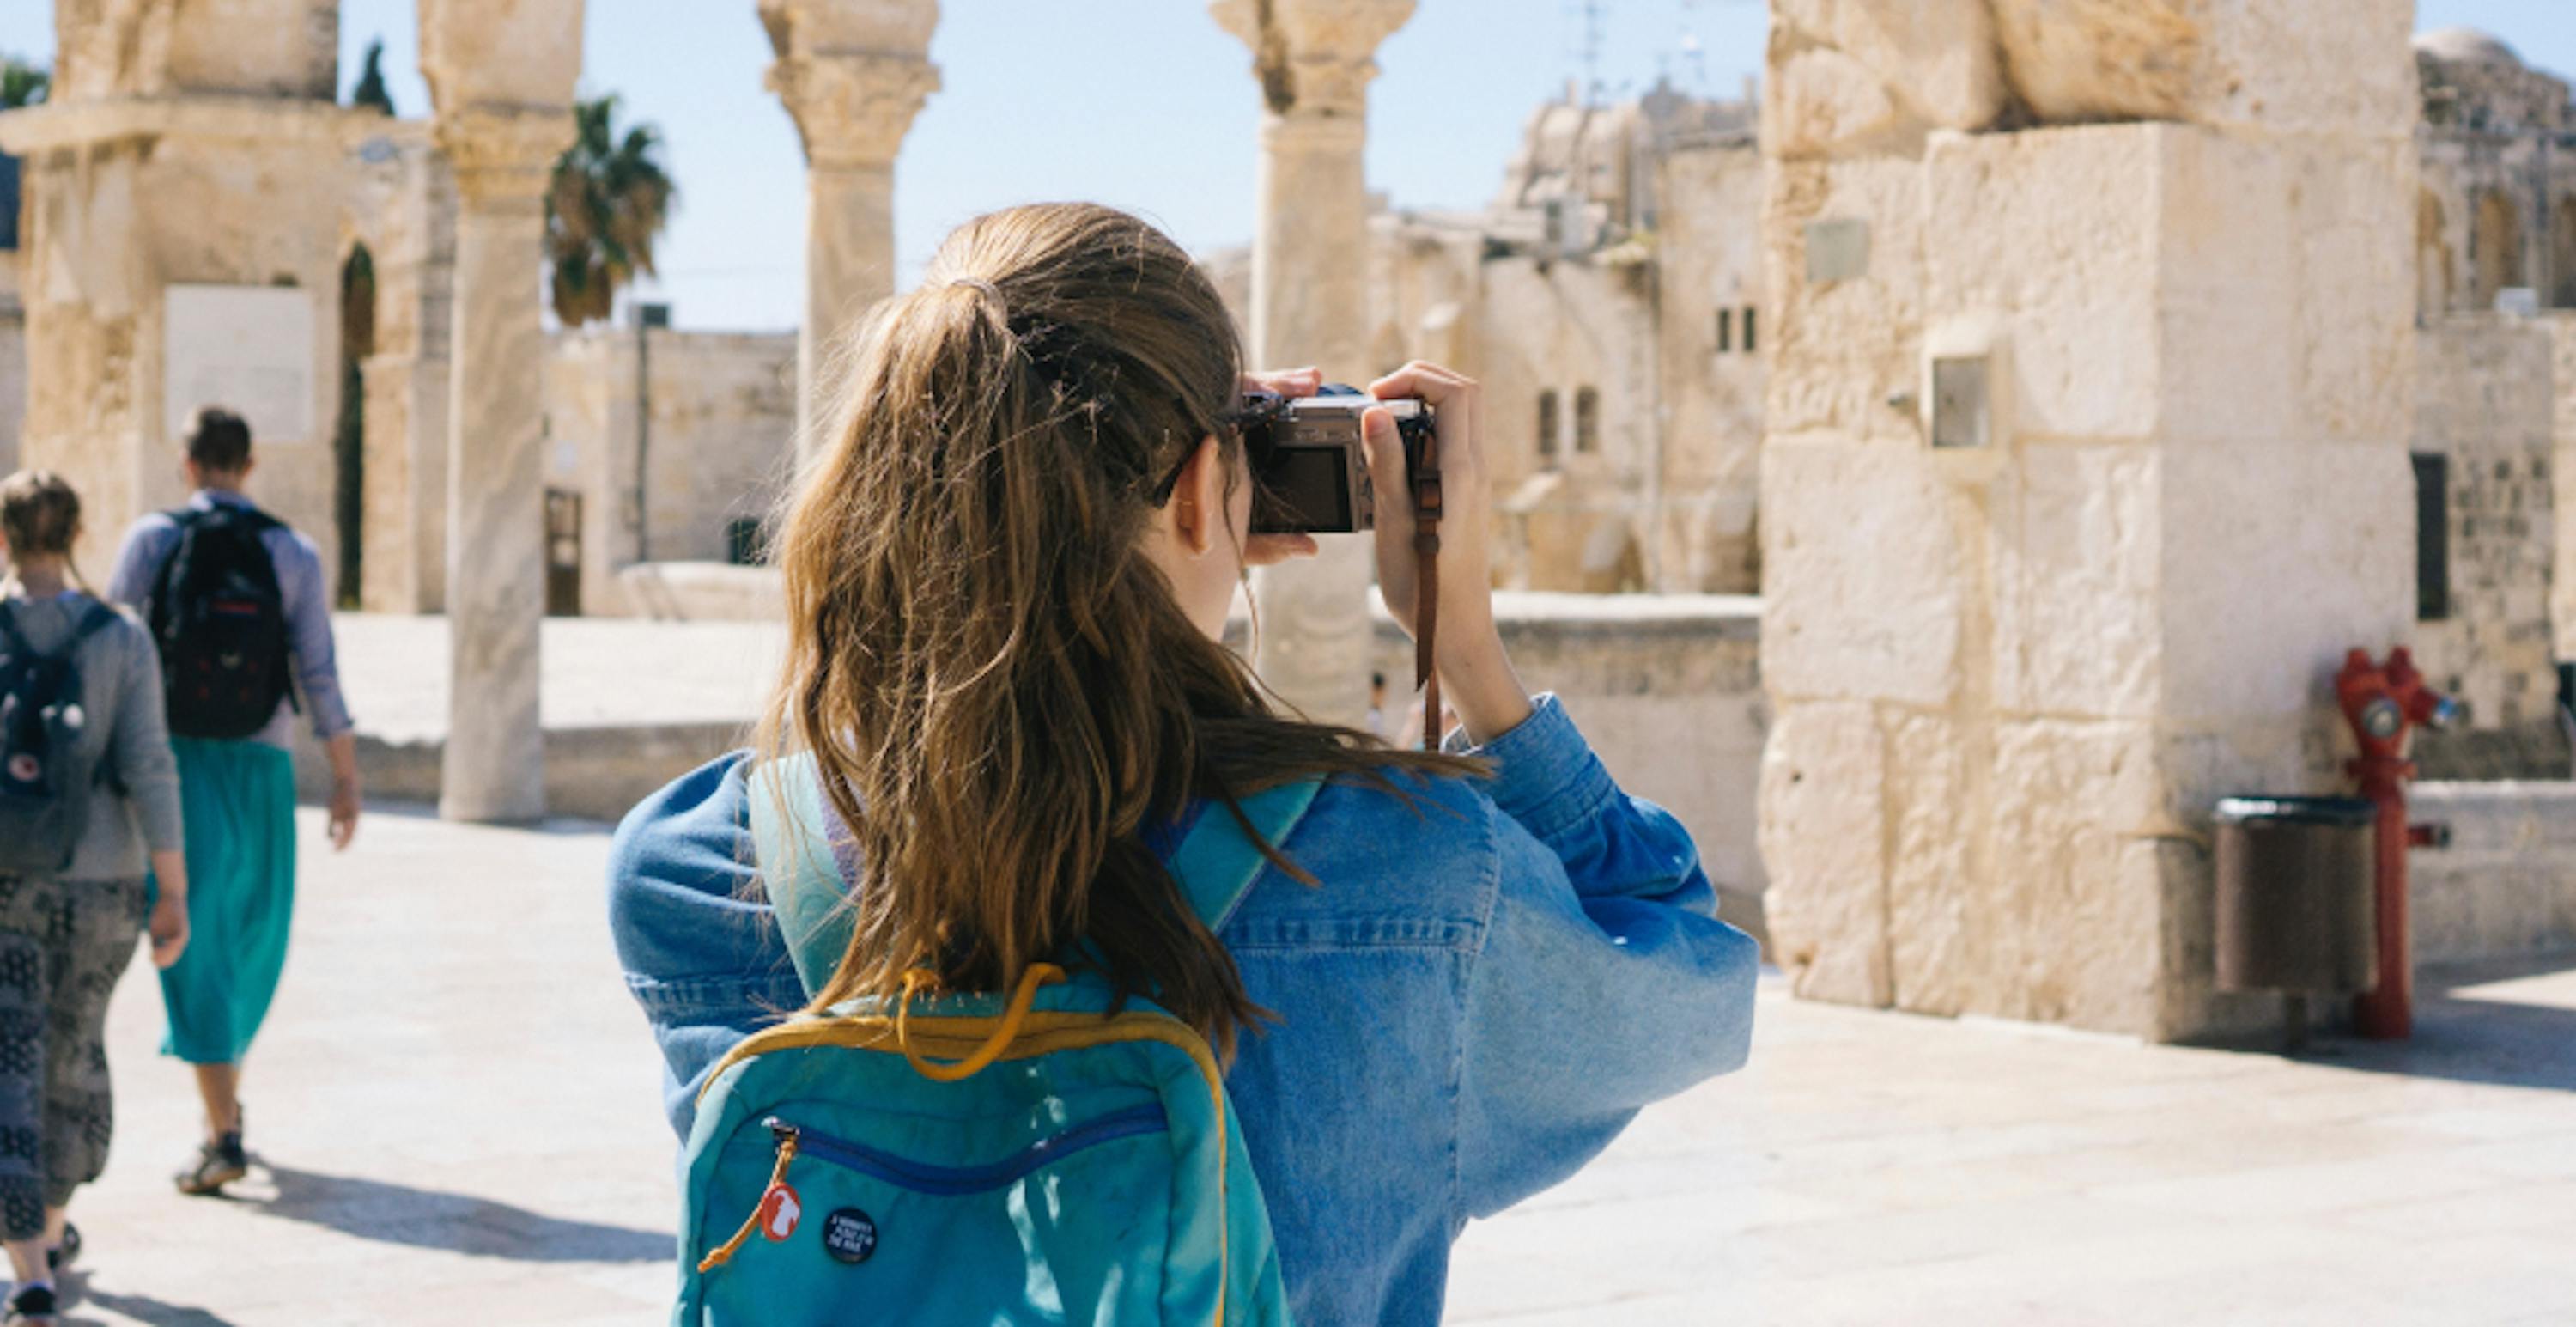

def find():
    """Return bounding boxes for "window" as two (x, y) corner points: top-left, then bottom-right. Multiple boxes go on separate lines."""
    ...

(1741, 306), (1758, 353)
(1574, 387), (1601, 454)
(726, 516), (768, 567)
(1537, 391), (1560, 463)
(1716, 308), (1733, 353)
(2413, 453), (2449, 621)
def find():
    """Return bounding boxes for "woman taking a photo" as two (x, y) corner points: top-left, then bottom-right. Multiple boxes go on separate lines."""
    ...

(610, 203), (1757, 1324)
(0, 472), (191, 1326)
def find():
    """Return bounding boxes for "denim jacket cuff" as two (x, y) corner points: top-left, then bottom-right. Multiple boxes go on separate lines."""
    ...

(1442, 694), (1616, 844)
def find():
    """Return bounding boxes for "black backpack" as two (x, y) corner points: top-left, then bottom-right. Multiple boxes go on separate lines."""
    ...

(0, 600), (117, 875)
(145, 505), (295, 740)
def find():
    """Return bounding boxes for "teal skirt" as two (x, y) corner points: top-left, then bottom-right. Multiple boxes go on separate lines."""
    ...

(154, 739), (298, 1065)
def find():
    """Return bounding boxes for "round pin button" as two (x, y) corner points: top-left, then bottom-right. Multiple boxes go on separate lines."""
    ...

(822, 1208), (878, 1264)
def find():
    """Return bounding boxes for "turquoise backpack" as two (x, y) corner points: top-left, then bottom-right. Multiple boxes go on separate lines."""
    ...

(673, 758), (1317, 1325)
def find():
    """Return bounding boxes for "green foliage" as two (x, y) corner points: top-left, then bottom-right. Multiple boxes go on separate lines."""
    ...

(1, 56), (48, 111)
(546, 94), (677, 328)
(349, 39), (394, 115)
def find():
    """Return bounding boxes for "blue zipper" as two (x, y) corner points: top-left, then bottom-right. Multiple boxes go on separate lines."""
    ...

(764, 1105), (1168, 1197)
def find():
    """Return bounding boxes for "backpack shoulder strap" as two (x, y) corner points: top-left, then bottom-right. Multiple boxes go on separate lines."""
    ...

(745, 752), (852, 1000)
(747, 760), (1327, 1001)
(66, 600), (119, 648)
(1166, 781), (1323, 932)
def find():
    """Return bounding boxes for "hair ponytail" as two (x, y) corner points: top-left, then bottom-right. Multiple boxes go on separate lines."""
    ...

(0, 471), (90, 593)
(761, 204), (1474, 1055)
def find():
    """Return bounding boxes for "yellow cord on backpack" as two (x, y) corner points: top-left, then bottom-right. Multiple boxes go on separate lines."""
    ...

(896, 963), (1064, 1082)
(696, 1132), (798, 1274)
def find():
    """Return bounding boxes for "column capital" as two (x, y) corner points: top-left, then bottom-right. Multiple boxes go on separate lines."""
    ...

(767, 52), (940, 170)
(434, 107), (574, 207)
(1211, 0), (1416, 117)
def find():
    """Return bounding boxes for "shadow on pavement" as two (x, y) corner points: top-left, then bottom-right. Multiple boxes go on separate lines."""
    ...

(245, 1164), (673, 1263)
(2293, 951), (2576, 1093)
(64, 1277), (238, 1326)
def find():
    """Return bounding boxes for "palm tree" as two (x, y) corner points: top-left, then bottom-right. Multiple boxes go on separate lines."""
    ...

(546, 94), (676, 328)
(1, 56), (47, 110)
(349, 39), (394, 115)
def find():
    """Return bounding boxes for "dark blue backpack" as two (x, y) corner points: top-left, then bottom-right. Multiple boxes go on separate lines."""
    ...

(0, 600), (117, 875)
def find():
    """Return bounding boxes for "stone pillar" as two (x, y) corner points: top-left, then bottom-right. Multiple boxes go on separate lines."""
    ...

(419, 0), (583, 822)
(760, 0), (939, 460)
(1757, 0), (2420, 1040)
(1214, 0), (1414, 727)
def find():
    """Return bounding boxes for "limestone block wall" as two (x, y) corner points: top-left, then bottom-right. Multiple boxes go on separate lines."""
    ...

(2410, 782), (2576, 964)
(2409, 314), (2566, 778)
(543, 328), (798, 617)
(1758, 0), (2418, 1043)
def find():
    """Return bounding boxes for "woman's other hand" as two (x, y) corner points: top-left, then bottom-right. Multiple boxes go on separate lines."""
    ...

(1240, 367), (1323, 567)
(1364, 362), (1531, 745)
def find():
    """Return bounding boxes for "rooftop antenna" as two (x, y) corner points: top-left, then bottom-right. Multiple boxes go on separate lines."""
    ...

(1579, 0), (1606, 107)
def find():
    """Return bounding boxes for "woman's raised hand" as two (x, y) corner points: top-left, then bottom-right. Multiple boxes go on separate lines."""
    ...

(1364, 362), (1531, 746)
(1241, 367), (1322, 568)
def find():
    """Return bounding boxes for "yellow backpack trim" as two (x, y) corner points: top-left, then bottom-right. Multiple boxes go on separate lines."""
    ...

(695, 1006), (1235, 1325)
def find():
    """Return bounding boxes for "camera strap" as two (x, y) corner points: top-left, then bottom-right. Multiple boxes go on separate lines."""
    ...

(1412, 440), (1443, 752)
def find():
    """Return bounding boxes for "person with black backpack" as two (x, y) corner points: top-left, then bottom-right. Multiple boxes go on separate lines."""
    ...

(0, 472), (191, 1326)
(105, 407), (361, 1201)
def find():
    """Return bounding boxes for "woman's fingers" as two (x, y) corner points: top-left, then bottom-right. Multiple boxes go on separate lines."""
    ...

(1243, 366), (1322, 399)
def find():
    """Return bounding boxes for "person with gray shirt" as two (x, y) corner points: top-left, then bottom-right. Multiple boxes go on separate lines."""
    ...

(0, 471), (191, 1326)
(106, 407), (361, 1202)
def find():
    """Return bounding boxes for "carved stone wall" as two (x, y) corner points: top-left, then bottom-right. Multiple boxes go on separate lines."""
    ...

(1758, 0), (2420, 1041)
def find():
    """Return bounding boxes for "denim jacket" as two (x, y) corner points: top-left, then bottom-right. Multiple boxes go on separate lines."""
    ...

(607, 695), (1758, 1325)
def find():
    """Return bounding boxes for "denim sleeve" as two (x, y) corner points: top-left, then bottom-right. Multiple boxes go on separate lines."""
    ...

(273, 530), (354, 739)
(1449, 697), (1759, 1220)
(607, 752), (809, 1141)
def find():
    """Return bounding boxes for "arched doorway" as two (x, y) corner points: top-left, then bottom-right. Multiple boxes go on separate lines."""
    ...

(335, 245), (374, 608)
(2470, 188), (2524, 312)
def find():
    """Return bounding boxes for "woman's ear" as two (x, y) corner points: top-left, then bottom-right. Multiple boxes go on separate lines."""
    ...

(1172, 435), (1224, 557)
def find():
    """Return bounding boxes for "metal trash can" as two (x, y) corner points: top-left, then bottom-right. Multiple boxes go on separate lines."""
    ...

(2213, 796), (2377, 995)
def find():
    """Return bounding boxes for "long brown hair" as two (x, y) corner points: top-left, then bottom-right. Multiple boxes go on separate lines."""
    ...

(762, 203), (1473, 1054)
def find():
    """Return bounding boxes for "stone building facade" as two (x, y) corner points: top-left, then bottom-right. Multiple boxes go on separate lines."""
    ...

(541, 326), (796, 618)
(2404, 31), (2576, 777)
(2413, 28), (2576, 318)
(1212, 82), (1766, 598)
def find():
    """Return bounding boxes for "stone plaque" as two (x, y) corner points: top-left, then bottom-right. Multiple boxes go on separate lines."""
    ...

(1805, 218), (1871, 284)
(1929, 356), (1990, 449)
(164, 284), (314, 446)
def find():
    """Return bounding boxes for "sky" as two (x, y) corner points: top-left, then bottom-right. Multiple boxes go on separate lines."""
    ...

(1, 2), (2567, 332)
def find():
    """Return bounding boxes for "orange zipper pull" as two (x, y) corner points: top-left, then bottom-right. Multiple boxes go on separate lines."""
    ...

(697, 1130), (800, 1274)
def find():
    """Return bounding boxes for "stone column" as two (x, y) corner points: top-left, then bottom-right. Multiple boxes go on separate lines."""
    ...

(761, 0), (939, 460)
(420, 0), (583, 822)
(1756, 0), (2419, 1041)
(1214, 0), (1414, 727)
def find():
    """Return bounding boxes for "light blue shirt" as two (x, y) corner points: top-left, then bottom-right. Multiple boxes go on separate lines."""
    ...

(105, 489), (355, 749)
(607, 696), (1759, 1325)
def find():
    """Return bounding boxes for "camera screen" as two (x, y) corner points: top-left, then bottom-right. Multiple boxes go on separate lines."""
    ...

(1256, 448), (1354, 533)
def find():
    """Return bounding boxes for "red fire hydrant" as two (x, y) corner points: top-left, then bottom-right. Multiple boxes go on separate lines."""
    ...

(2335, 648), (2461, 1040)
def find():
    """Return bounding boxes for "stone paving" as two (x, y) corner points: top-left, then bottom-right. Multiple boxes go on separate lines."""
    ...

(44, 802), (2576, 1324)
